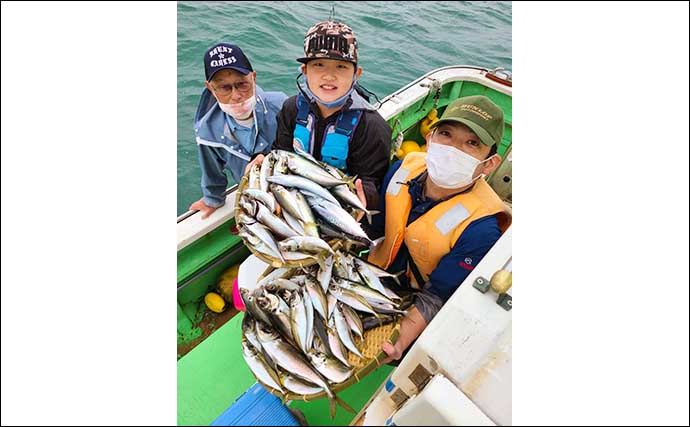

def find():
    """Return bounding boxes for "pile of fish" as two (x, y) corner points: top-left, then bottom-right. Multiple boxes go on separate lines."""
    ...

(235, 148), (376, 267)
(240, 253), (411, 418)
(236, 148), (411, 417)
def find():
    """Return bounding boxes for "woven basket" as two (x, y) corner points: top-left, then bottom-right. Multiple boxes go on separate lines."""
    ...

(251, 265), (402, 402)
(260, 321), (401, 402)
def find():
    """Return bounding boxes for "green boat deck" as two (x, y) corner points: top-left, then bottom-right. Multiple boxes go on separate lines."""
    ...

(177, 312), (393, 426)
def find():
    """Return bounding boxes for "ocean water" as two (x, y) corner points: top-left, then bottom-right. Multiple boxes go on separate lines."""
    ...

(177, 1), (511, 215)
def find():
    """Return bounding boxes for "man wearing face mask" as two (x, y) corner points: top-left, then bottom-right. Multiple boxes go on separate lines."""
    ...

(190, 43), (288, 218)
(367, 95), (512, 364)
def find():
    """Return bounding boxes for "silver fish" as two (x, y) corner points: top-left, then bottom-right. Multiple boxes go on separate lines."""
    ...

(249, 163), (261, 189)
(256, 267), (291, 288)
(290, 146), (322, 168)
(288, 274), (308, 286)
(242, 315), (263, 353)
(239, 197), (258, 217)
(333, 304), (363, 358)
(291, 190), (319, 237)
(245, 222), (285, 262)
(270, 184), (306, 222)
(329, 284), (380, 317)
(280, 251), (325, 269)
(321, 161), (347, 180)
(240, 288), (272, 326)
(265, 278), (301, 292)
(306, 277), (328, 320)
(313, 334), (330, 355)
(317, 255), (334, 293)
(313, 315), (334, 358)
(266, 175), (340, 206)
(303, 288), (315, 350)
(278, 235), (334, 255)
(342, 253), (363, 283)
(334, 278), (395, 307)
(244, 188), (277, 213)
(354, 257), (401, 301)
(330, 184), (376, 224)
(289, 291), (309, 353)
(259, 152), (275, 193)
(327, 292), (338, 319)
(307, 350), (354, 384)
(238, 229), (262, 247)
(306, 198), (371, 244)
(333, 252), (350, 281)
(241, 339), (284, 393)
(281, 372), (323, 395)
(326, 316), (351, 367)
(282, 210), (306, 236)
(253, 241), (284, 261)
(256, 202), (299, 239)
(256, 323), (344, 418)
(340, 304), (364, 339)
(317, 220), (349, 240)
(237, 212), (257, 226)
(354, 257), (403, 287)
(368, 300), (408, 315)
(287, 155), (351, 187)
(272, 153), (289, 175)
(258, 292), (293, 342)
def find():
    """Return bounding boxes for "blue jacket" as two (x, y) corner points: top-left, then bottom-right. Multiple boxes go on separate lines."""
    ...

(194, 85), (287, 207)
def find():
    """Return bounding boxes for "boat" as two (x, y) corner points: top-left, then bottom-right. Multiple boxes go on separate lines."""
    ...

(177, 65), (512, 426)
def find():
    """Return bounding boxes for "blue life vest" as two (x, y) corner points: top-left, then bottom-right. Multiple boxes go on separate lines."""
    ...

(292, 93), (364, 171)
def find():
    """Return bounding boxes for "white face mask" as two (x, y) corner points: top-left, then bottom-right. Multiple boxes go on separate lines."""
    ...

(426, 141), (493, 189)
(219, 94), (256, 120)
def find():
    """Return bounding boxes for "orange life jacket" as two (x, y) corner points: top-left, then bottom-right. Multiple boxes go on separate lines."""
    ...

(368, 152), (511, 286)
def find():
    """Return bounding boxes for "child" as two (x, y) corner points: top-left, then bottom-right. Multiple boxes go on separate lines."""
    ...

(251, 21), (391, 214)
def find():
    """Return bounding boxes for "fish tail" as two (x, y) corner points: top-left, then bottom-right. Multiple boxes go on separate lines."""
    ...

(365, 209), (380, 225)
(336, 395), (356, 413)
(375, 311), (384, 327)
(345, 175), (358, 191)
(328, 396), (337, 419)
(304, 222), (319, 238)
(390, 269), (405, 286)
(315, 253), (328, 271)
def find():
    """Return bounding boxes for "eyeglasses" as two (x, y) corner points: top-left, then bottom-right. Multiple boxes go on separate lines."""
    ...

(211, 80), (253, 96)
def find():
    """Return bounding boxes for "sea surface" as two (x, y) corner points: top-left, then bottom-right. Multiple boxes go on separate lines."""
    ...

(177, 1), (511, 215)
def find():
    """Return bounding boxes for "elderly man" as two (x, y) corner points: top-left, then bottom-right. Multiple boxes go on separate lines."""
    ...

(190, 43), (287, 218)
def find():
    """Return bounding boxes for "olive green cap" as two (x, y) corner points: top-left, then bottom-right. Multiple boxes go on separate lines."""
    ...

(430, 95), (505, 146)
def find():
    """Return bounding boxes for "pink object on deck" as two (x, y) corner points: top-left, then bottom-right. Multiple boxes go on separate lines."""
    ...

(232, 278), (245, 311)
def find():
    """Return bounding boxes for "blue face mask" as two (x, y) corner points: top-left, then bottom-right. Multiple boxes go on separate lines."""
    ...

(296, 70), (357, 109)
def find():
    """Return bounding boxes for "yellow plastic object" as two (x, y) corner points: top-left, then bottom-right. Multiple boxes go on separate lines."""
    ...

(216, 263), (240, 301)
(217, 279), (234, 303)
(396, 140), (422, 159)
(204, 292), (226, 313)
(219, 264), (240, 282)
(419, 108), (439, 138)
(490, 269), (512, 294)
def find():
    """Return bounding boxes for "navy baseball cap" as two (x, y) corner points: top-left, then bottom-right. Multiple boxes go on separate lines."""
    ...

(204, 43), (254, 81)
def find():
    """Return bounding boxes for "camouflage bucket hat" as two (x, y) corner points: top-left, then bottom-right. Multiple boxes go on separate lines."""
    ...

(297, 20), (358, 64)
